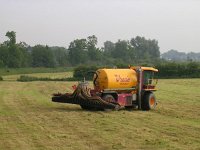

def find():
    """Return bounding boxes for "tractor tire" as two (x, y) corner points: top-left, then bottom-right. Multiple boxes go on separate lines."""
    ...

(125, 105), (137, 110)
(102, 94), (115, 103)
(141, 92), (157, 111)
(102, 94), (120, 110)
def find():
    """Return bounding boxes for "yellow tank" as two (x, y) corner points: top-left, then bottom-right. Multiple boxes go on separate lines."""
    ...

(94, 69), (137, 90)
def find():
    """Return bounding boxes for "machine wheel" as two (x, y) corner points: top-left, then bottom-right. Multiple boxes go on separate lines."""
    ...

(125, 105), (137, 110)
(102, 94), (116, 103)
(141, 92), (157, 111)
(102, 94), (120, 111)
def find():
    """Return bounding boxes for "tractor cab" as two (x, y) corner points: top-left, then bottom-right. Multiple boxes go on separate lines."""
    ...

(129, 66), (158, 91)
(129, 66), (158, 110)
(141, 67), (158, 91)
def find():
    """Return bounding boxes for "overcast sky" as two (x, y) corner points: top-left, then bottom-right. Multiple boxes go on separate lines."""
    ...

(0, 0), (200, 53)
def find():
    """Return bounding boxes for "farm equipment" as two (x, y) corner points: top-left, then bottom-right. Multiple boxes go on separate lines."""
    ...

(52, 66), (158, 110)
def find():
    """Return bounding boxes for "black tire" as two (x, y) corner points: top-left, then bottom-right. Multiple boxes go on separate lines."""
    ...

(141, 92), (157, 111)
(125, 105), (137, 110)
(102, 94), (115, 103)
(102, 94), (119, 110)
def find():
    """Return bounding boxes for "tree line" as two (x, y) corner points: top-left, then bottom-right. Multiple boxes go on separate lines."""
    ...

(0, 31), (160, 68)
(162, 49), (200, 61)
(1, 31), (200, 79)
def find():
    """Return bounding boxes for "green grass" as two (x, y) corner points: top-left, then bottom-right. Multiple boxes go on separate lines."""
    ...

(17, 75), (78, 82)
(2, 72), (73, 81)
(0, 73), (200, 150)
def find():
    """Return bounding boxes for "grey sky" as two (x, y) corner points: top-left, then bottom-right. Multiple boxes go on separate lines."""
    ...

(0, 0), (200, 53)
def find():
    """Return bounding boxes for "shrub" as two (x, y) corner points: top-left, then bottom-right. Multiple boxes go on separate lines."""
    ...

(73, 65), (98, 80)
(155, 61), (200, 78)
(0, 76), (3, 81)
(116, 63), (129, 68)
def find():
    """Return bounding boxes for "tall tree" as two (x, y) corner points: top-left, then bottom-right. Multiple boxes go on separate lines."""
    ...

(68, 39), (88, 65)
(51, 46), (69, 66)
(0, 43), (9, 67)
(87, 35), (101, 61)
(5, 31), (23, 67)
(5, 31), (16, 46)
(103, 41), (115, 56)
(17, 42), (32, 67)
(31, 45), (55, 67)
(130, 36), (160, 60)
(112, 40), (134, 63)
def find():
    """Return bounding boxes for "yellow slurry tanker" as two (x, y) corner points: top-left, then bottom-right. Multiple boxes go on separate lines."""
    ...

(52, 66), (158, 110)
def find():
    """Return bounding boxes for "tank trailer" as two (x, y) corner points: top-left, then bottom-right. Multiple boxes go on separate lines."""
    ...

(52, 66), (158, 110)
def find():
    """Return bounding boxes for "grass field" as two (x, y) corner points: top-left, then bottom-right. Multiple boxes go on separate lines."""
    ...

(3, 72), (73, 81)
(0, 67), (73, 76)
(0, 73), (200, 150)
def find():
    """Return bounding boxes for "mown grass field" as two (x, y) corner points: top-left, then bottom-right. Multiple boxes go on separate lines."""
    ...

(0, 67), (73, 76)
(3, 72), (73, 81)
(0, 72), (200, 150)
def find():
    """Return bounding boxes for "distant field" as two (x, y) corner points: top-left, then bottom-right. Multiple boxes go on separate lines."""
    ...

(0, 67), (73, 76)
(2, 72), (73, 81)
(0, 73), (200, 150)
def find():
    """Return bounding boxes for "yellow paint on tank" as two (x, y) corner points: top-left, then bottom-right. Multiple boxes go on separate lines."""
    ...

(94, 69), (137, 90)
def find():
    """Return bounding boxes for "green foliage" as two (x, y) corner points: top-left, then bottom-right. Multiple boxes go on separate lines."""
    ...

(112, 40), (134, 63)
(0, 76), (3, 81)
(68, 39), (88, 65)
(156, 61), (200, 78)
(103, 41), (115, 56)
(0, 60), (4, 68)
(51, 47), (69, 66)
(87, 35), (102, 61)
(7, 45), (23, 67)
(0, 31), (161, 68)
(73, 65), (98, 80)
(5, 31), (16, 46)
(116, 63), (129, 68)
(31, 45), (55, 67)
(0, 44), (9, 67)
(4, 31), (27, 68)
(130, 36), (160, 60)
(1, 30), (200, 79)
(0, 31), (31, 68)
(68, 35), (103, 66)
